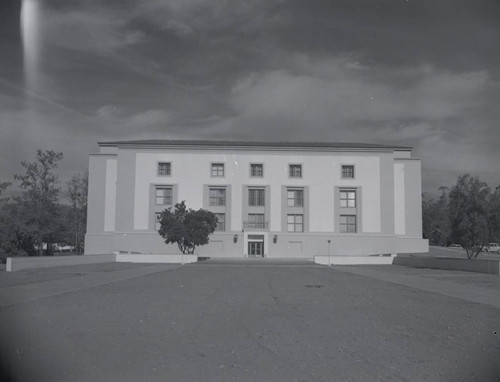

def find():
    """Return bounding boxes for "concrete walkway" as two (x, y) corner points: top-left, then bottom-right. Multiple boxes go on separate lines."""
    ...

(0, 263), (180, 308)
(334, 265), (500, 309)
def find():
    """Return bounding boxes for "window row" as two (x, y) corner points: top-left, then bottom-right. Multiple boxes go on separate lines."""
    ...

(156, 162), (355, 179)
(156, 187), (356, 210)
(156, 211), (356, 233)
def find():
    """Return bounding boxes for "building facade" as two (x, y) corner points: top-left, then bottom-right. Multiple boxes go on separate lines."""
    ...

(85, 140), (428, 259)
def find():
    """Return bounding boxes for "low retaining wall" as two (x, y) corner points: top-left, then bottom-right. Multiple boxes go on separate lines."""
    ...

(6, 254), (117, 272)
(6, 252), (198, 272)
(393, 256), (500, 275)
(315, 255), (395, 265)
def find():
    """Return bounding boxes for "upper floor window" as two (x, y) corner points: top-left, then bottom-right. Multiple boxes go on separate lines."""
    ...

(211, 163), (224, 177)
(340, 190), (356, 208)
(209, 188), (226, 206)
(287, 189), (304, 207)
(214, 213), (226, 231)
(287, 214), (303, 232)
(289, 164), (302, 178)
(250, 164), (264, 177)
(156, 187), (172, 206)
(248, 188), (265, 206)
(158, 162), (171, 176)
(340, 215), (356, 233)
(341, 165), (355, 179)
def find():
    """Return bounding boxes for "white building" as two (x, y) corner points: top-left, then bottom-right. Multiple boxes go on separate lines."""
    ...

(85, 140), (428, 261)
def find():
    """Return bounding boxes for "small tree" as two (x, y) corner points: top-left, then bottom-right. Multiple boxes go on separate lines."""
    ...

(14, 150), (64, 255)
(158, 201), (217, 254)
(67, 169), (88, 254)
(448, 174), (490, 259)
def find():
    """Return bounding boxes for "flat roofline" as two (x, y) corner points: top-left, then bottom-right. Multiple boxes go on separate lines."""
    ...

(98, 139), (413, 151)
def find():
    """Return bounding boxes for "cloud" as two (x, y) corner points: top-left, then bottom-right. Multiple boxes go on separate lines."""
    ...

(132, 0), (287, 36)
(43, 6), (145, 54)
(96, 106), (172, 134)
(229, 61), (489, 126)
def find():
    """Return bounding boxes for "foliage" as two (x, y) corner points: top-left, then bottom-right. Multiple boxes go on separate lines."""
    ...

(0, 202), (37, 262)
(448, 174), (490, 259)
(488, 186), (500, 243)
(0, 183), (36, 262)
(14, 150), (64, 255)
(0, 181), (11, 203)
(66, 169), (89, 254)
(158, 201), (217, 254)
(422, 186), (450, 245)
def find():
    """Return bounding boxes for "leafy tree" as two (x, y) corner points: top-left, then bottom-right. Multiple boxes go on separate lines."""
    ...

(0, 182), (36, 262)
(422, 186), (450, 245)
(448, 174), (490, 259)
(14, 150), (64, 255)
(488, 186), (500, 242)
(0, 181), (10, 203)
(66, 169), (88, 254)
(158, 201), (217, 254)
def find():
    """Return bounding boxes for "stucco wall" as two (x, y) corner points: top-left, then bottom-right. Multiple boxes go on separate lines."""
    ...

(132, 150), (383, 234)
(85, 144), (427, 258)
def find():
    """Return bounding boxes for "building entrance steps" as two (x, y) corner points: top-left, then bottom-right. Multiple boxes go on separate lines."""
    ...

(191, 257), (318, 266)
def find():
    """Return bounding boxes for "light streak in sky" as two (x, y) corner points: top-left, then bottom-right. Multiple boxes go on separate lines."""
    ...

(21, 0), (41, 92)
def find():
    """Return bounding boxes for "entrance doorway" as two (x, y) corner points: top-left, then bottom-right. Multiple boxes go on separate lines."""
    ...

(248, 242), (264, 257)
(247, 235), (264, 257)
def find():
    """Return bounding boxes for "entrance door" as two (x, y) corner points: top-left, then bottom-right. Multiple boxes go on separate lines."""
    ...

(248, 241), (264, 257)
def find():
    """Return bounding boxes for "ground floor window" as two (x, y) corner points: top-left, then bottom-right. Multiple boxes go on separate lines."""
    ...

(340, 215), (356, 233)
(155, 212), (162, 231)
(214, 213), (225, 231)
(155, 187), (172, 206)
(247, 214), (265, 229)
(287, 214), (303, 232)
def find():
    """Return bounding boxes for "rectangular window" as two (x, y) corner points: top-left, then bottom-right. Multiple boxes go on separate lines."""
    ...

(214, 213), (225, 232)
(247, 214), (265, 229)
(289, 164), (302, 178)
(340, 190), (356, 208)
(158, 162), (171, 176)
(211, 163), (224, 177)
(287, 189), (304, 207)
(250, 164), (264, 177)
(341, 165), (355, 179)
(287, 214), (303, 232)
(248, 188), (265, 206)
(155, 187), (172, 206)
(340, 215), (356, 233)
(209, 188), (226, 206)
(155, 212), (163, 231)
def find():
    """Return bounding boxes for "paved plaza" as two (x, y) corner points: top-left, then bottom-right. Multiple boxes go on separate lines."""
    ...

(0, 260), (499, 381)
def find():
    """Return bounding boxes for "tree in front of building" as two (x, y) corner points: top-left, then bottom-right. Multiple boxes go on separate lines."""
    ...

(448, 174), (490, 259)
(158, 201), (217, 254)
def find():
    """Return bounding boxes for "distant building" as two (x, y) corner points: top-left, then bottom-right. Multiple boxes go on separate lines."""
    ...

(85, 140), (428, 260)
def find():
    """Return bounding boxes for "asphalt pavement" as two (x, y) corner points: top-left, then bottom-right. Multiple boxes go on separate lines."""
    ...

(0, 260), (499, 382)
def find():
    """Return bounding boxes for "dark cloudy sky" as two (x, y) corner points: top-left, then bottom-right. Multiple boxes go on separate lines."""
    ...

(1, 0), (499, 195)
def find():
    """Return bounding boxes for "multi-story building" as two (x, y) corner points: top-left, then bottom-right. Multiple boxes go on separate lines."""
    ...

(85, 140), (428, 260)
